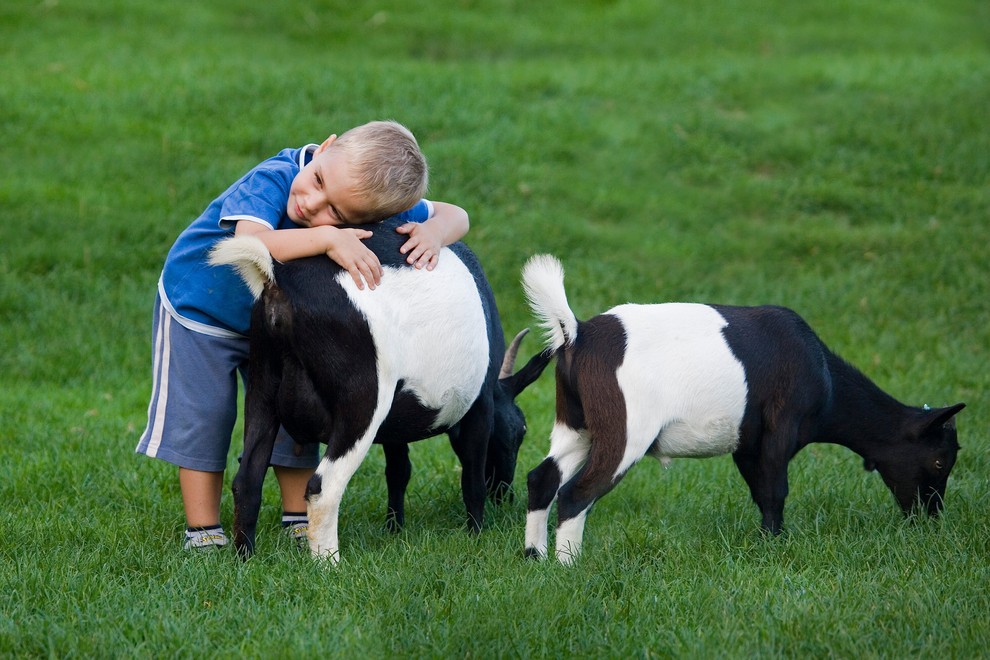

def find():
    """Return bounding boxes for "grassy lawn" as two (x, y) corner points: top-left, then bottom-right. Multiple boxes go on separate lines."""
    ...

(1, 0), (988, 656)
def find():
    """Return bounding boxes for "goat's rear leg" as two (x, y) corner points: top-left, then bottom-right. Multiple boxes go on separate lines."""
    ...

(553, 431), (634, 565)
(232, 387), (280, 559)
(525, 422), (589, 560)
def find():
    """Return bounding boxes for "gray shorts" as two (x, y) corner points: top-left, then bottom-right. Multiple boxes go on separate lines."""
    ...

(135, 294), (321, 472)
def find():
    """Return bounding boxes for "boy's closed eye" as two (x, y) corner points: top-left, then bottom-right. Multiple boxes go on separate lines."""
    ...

(315, 173), (351, 223)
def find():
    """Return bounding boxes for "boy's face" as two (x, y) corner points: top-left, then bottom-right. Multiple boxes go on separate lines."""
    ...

(287, 137), (372, 227)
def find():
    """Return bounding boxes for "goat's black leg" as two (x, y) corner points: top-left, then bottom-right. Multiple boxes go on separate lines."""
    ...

(448, 395), (494, 533)
(233, 331), (283, 558)
(733, 430), (793, 535)
(233, 405), (279, 559)
(382, 442), (411, 533)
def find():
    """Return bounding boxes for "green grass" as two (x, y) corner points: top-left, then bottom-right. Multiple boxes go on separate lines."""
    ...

(2, 0), (989, 656)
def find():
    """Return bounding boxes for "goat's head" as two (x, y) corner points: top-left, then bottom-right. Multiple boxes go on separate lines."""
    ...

(486, 329), (552, 503)
(864, 403), (965, 518)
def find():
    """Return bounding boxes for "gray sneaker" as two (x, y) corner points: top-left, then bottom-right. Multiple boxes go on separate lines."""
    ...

(184, 528), (228, 550)
(284, 521), (309, 547)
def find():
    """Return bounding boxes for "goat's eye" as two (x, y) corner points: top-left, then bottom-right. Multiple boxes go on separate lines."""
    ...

(934, 460), (944, 470)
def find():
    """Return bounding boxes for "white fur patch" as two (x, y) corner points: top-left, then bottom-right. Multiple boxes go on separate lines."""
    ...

(610, 303), (747, 473)
(555, 511), (588, 565)
(525, 510), (549, 559)
(339, 248), (490, 429)
(547, 422), (592, 477)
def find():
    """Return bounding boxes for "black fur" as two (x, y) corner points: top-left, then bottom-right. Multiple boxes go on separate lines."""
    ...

(716, 304), (964, 533)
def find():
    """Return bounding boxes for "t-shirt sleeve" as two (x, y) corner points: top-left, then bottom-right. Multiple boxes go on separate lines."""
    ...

(217, 169), (292, 231)
(388, 199), (434, 224)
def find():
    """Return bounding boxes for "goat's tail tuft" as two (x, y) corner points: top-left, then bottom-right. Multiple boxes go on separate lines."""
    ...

(521, 254), (578, 351)
(208, 235), (275, 299)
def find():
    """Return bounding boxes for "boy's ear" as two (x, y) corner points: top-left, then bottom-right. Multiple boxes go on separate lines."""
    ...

(315, 134), (337, 154)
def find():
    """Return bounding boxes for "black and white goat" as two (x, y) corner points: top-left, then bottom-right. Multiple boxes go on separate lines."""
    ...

(209, 219), (549, 562)
(521, 254), (965, 564)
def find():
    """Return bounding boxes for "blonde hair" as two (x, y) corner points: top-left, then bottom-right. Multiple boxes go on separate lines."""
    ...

(334, 120), (429, 220)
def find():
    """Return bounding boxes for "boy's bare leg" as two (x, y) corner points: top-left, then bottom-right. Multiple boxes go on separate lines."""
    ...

(179, 467), (224, 527)
(274, 466), (315, 512)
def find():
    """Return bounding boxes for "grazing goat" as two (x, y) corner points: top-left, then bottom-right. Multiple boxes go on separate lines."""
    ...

(521, 254), (965, 564)
(209, 219), (549, 562)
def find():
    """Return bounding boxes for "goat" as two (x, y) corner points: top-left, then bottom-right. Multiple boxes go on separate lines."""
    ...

(209, 219), (549, 562)
(521, 254), (965, 564)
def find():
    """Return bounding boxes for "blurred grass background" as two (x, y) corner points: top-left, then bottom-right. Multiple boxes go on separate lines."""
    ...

(1, 0), (988, 656)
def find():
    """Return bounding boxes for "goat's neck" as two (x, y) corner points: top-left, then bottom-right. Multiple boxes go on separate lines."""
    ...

(815, 352), (912, 459)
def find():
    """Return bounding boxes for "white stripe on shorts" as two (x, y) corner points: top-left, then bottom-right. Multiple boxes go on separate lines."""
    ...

(144, 302), (172, 457)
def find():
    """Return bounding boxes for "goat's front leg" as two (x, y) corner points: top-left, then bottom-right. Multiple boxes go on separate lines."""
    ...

(524, 422), (590, 560)
(306, 447), (370, 564)
(307, 387), (395, 565)
(448, 394), (494, 533)
(382, 442), (411, 533)
(733, 421), (796, 535)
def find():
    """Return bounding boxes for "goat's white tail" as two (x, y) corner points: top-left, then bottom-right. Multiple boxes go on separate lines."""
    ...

(522, 254), (578, 351)
(208, 235), (274, 299)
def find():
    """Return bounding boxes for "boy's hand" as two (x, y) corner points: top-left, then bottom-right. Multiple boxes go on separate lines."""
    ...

(396, 222), (444, 271)
(326, 228), (383, 290)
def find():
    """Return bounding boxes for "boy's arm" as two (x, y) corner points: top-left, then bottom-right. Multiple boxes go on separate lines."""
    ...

(234, 221), (383, 290)
(395, 201), (470, 271)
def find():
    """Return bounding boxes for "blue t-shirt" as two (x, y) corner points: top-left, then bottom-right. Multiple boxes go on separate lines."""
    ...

(159, 145), (432, 337)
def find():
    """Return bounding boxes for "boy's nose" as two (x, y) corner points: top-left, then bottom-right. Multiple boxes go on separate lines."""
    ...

(300, 198), (317, 219)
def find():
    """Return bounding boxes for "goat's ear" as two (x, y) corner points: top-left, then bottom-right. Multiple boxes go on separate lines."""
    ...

(500, 349), (553, 397)
(924, 402), (966, 434)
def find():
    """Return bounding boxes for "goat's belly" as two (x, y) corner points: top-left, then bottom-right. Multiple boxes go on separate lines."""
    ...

(651, 417), (741, 458)
(376, 387), (463, 442)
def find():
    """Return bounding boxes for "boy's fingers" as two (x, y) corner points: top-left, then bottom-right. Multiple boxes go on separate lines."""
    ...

(346, 255), (382, 291)
(399, 234), (417, 254)
(354, 266), (377, 290)
(365, 256), (383, 286)
(343, 228), (374, 239)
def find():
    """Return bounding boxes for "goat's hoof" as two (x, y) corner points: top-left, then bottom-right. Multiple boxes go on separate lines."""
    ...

(384, 514), (404, 534)
(523, 547), (543, 561)
(487, 484), (515, 506)
(758, 524), (784, 538)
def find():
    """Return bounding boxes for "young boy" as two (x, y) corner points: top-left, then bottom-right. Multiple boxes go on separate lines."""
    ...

(136, 120), (469, 550)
